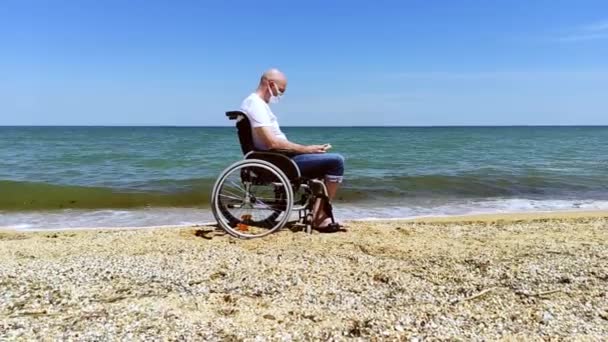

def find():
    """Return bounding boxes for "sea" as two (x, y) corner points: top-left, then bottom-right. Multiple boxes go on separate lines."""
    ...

(1, 126), (607, 230)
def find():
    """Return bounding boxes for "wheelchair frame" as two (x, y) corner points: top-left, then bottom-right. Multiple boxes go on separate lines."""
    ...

(210, 111), (337, 238)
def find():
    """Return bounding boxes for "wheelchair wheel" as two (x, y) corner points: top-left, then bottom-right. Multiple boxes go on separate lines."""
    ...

(211, 159), (293, 238)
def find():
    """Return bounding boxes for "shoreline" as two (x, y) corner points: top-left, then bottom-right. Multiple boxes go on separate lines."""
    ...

(1, 212), (607, 339)
(356, 209), (608, 223)
(2, 208), (608, 232)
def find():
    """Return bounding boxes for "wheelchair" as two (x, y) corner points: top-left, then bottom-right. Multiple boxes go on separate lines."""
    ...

(210, 111), (338, 238)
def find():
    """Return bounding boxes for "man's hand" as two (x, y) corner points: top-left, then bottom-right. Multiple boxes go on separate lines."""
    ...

(305, 145), (330, 153)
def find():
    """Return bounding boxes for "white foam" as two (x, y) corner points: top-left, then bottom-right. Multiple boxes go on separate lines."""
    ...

(2, 223), (33, 230)
(0, 208), (216, 231)
(2, 198), (608, 231)
(333, 198), (608, 221)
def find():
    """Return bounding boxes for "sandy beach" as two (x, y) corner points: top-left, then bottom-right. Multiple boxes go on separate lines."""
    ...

(1, 211), (607, 340)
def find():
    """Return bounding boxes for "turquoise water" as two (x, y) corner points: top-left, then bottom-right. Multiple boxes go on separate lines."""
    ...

(1, 126), (608, 229)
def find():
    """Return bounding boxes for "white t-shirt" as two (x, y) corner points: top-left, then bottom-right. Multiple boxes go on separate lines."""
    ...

(240, 93), (287, 150)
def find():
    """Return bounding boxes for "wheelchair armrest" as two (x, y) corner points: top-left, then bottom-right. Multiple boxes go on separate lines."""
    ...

(268, 149), (302, 158)
(246, 150), (290, 158)
(245, 151), (301, 181)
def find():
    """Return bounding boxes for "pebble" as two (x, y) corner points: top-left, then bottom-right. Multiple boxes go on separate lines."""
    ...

(0, 217), (607, 340)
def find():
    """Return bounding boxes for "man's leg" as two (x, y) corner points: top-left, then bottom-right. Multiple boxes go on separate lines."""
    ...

(325, 181), (340, 200)
(292, 153), (345, 227)
(313, 178), (342, 227)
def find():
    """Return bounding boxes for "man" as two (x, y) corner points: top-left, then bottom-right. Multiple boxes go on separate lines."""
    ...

(240, 68), (345, 229)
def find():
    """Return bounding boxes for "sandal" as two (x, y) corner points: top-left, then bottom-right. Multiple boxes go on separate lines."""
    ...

(315, 217), (344, 232)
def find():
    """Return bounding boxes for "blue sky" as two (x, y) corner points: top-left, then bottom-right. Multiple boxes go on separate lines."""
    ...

(1, 0), (607, 126)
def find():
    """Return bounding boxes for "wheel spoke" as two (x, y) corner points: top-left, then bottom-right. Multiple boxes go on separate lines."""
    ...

(221, 188), (246, 200)
(229, 180), (248, 194)
(249, 196), (280, 201)
(254, 200), (275, 211)
(219, 194), (244, 201)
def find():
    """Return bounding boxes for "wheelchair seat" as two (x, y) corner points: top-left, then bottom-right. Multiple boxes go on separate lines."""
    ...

(209, 110), (339, 239)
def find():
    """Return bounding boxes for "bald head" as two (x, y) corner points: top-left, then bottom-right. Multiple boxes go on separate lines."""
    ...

(257, 68), (287, 103)
(260, 68), (287, 85)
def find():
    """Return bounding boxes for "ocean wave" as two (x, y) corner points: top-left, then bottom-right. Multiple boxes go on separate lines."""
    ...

(0, 180), (214, 210)
(343, 172), (608, 198)
(2, 170), (607, 211)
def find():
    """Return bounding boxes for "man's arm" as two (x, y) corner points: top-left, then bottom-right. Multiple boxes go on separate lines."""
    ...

(254, 126), (328, 154)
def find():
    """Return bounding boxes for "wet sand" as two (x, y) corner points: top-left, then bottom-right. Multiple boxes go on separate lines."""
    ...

(1, 211), (607, 340)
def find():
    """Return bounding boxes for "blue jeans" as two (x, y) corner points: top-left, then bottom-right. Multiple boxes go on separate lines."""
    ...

(292, 153), (345, 183)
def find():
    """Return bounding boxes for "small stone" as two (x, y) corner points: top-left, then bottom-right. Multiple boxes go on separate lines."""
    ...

(541, 311), (554, 324)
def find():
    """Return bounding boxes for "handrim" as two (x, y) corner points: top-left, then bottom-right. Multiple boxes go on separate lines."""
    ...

(211, 159), (294, 239)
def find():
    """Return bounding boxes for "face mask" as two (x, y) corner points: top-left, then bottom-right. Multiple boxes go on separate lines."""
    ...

(267, 83), (283, 104)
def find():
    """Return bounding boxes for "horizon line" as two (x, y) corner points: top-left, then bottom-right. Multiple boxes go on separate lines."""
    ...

(1, 124), (608, 128)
